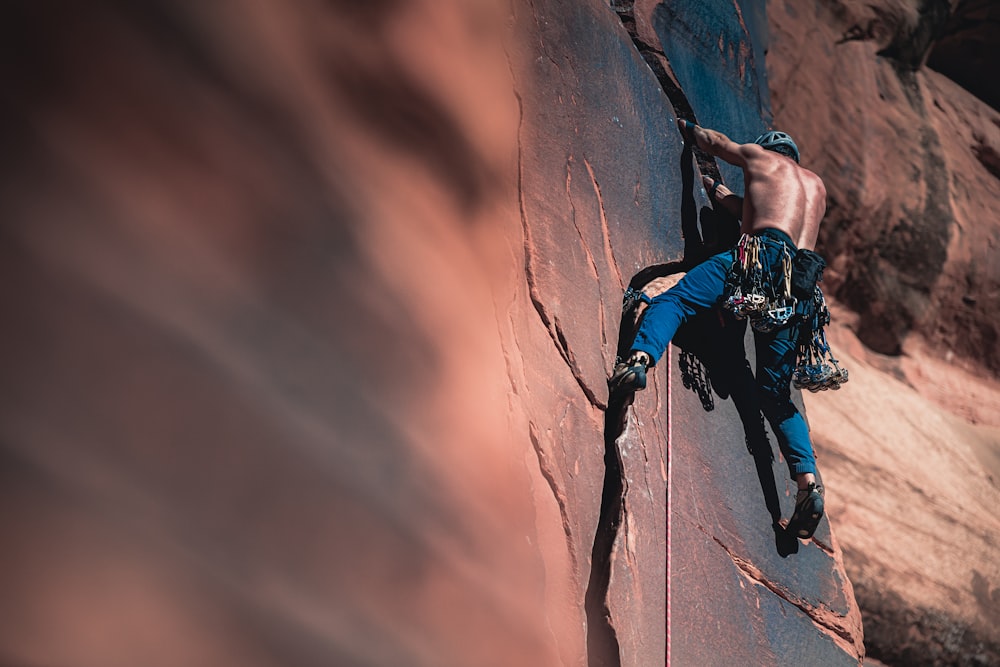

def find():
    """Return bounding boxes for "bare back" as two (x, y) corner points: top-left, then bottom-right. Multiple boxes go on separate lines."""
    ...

(738, 145), (826, 250)
(684, 121), (827, 250)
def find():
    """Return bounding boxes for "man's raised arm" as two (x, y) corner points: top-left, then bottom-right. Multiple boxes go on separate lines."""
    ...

(677, 119), (746, 167)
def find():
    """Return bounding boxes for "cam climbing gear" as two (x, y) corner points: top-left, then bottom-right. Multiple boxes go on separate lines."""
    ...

(792, 287), (848, 391)
(723, 234), (769, 318)
(722, 233), (796, 333)
(753, 244), (796, 333)
(679, 350), (714, 411)
(724, 232), (848, 391)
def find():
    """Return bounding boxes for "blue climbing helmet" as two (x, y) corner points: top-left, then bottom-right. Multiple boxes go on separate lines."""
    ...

(754, 130), (800, 163)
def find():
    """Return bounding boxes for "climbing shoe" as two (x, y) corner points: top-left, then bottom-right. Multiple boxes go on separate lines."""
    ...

(609, 352), (650, 395)
(788, 482), (824, 540)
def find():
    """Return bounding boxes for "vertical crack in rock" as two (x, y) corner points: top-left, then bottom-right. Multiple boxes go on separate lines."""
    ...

(707, 533), (861, 655)
(583, 157), (626, 291)
(516, 114), (607, 409)
(612, 2), (723, 180)
(584, 7), (702, 665)
(528, 421), (580, 578)
(585, 394), (630, 667)
(508, 4), (682, 664)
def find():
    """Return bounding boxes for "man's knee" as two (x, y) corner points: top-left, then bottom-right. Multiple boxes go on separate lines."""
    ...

(648, 288), (680, 307)
(758, 386), (796, 422)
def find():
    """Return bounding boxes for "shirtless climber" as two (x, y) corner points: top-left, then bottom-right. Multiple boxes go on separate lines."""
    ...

(611, 119), (830, 540)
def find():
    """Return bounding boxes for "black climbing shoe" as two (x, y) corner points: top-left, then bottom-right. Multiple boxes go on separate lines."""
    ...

(788, 482), (824, 540)
(609, 353), (649, 395)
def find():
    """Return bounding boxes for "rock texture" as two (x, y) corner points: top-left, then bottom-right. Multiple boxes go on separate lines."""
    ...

(767, 0), (1000, 374)
(768, 1), (1000, 664)
(927, 0), (1000, 111)
(804, 309), (1000, 666)
(0, 1), (868, 666)
(0, 2), (557, 665)
(514, 2), (864, 664)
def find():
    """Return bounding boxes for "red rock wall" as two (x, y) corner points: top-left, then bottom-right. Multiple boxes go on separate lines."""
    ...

(0, 2), (560, 665)
(768, 1), (1000, 663)
(767, 0), (1000, 376)
(0, 1), (865, 665)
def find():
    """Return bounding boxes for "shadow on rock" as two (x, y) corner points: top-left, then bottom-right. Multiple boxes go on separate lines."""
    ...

(607, 142), (789, 556)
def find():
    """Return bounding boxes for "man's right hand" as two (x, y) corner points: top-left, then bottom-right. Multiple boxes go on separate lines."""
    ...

(677, 118), (698, 145)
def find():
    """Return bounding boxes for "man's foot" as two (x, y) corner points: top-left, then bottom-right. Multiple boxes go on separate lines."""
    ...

(787, 482), (824, 540)
(609, 351), (650, 395)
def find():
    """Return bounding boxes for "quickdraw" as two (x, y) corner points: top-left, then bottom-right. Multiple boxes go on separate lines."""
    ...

(622, 286), (650, 313)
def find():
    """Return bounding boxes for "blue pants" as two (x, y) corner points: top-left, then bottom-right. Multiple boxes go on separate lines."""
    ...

(631, 231), (817, 478)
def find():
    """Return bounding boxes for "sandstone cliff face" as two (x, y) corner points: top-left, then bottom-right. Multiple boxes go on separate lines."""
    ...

(514, 2), (864, 664)
(767, 1), (1000, 664)
(0, 2), (554, 665)
(0, 1), (867, 666)
(801, 307), (1000, 667)
(767, 0), (1000, 374)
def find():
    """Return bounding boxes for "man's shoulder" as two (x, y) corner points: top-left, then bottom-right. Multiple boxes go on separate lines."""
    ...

(739, 142), (771, 159)
(799, 166), (827, 192)
(742, 144), (795, 170)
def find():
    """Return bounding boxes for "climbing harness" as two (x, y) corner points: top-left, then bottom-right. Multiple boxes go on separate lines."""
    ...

(616, 230), (848, 396)
(792, 287), (849, 391)
(723, 232), (849, 391)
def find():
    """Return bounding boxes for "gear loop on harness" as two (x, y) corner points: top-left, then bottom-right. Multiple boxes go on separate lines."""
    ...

(722, 232), (849, 390)
(723, 232), (796, 331)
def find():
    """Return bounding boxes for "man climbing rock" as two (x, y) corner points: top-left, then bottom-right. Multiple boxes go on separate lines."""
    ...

(611, 119), (834, 540)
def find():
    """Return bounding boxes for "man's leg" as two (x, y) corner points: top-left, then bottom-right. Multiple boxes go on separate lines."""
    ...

(755, 326), (824, 538)
(630, 253), (730, 365)
(610, 254), (729, 395)
(754, 328), (815, 479)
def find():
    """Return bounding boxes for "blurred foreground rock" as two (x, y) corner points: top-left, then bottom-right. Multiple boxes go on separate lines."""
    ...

(0, 1), (871, 665)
